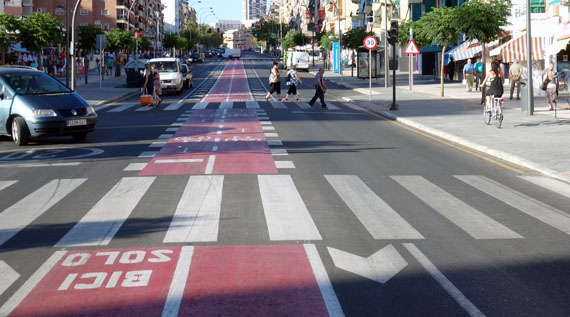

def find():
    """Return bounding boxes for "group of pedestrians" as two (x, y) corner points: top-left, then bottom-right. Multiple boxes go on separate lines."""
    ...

(264, 62), (328, 108)
(142, 63), (162, 107)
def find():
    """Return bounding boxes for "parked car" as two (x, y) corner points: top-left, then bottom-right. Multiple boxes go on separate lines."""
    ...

(181, 63), (193, 89)
(0, 66), (98, 145)
(191, 52), (204, 63)
(147, 58), (184, 95)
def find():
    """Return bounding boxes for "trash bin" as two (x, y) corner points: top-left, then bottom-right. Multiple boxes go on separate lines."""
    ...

(125, 59), (148, 88)
(520, 80), (528, 111)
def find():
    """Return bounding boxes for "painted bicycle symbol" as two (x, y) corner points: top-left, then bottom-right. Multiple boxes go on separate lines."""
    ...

(223, 136), (262, 142)
(174, 136), (212, 143)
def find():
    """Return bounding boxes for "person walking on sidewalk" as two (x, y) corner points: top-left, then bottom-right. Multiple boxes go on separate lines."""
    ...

(284, 65), (302, 102)
(543, 64), (557, 111)
(463, 58), (475, 91)
(509, 60), (522, 100)
(265, 62), (282, 101)
(151, 65), (162, 106)
(480, 59), (504, 110)
(308, 67), (327, 108)
(474, 58), (484, 91)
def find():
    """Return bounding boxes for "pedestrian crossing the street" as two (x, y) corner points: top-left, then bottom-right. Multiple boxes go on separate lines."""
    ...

(0, 174), (569, 249)
(95, 101), (353, 113)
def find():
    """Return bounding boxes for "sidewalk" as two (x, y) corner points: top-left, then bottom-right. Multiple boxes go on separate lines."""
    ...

(311, 63), (570, 183)
(55, 67), (138, 106)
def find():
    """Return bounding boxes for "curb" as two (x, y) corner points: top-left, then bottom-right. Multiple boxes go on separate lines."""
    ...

(94, 89), (139, 106)
(375, 110), (570, 184)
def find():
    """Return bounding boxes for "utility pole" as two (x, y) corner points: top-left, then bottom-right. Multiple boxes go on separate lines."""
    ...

(526, 0), (534, 115)
(65, 0), (69, 87)
(70, 0), (82, 91)
(384, 0), (389, 87)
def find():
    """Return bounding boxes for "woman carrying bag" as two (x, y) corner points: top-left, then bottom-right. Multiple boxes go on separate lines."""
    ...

(141, 64), (154, 106)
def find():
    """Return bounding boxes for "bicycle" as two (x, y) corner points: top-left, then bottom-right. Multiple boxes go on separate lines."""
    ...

(483, 96), (503, 128)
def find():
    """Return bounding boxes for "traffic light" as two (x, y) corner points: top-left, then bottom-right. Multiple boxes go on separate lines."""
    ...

(388, 19), (398, 46)
(251, 23), (255, 30)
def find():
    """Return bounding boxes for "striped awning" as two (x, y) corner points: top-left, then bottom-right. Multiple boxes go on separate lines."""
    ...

(489, 34), (550, 63)
(447, 40), (481, 61)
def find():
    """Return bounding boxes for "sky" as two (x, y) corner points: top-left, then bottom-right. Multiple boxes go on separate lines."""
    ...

(195, 0), (271, 23)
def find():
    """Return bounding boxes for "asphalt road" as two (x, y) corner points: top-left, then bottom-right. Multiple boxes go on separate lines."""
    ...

(0, 52), (569, 316)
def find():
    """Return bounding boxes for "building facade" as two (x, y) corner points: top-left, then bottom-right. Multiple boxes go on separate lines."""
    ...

(242, 0), (266, 21)
(3, 0), (33, 16)
(215, 20), (244, 32)
(223, 29), (255, 50)
(161, 0), (184, 33)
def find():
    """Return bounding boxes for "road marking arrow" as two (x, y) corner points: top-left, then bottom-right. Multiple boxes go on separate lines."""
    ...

(327, 244), (407, 284)
(0, 260), (20, 296)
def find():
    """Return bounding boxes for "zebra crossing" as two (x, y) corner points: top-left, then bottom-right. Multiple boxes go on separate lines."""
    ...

(95, 101), (349, 113)
(1, 173), (569, 248)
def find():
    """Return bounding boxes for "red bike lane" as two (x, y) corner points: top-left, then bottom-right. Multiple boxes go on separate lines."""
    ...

(139, 60), (277, 176)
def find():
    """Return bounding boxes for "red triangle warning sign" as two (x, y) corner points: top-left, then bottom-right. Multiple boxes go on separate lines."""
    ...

(404, 40), (420, 55)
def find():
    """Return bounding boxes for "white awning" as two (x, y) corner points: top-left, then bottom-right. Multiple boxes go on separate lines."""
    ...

(447, 40), (480, 61)
(543, 39), (570, 56)
(489, 33), (550, 62)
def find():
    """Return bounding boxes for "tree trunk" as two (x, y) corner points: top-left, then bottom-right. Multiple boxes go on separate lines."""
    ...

(480, 43), (487, 105)
(441, 46), (446, 97)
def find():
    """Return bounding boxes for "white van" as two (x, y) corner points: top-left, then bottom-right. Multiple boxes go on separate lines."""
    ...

(147, 58), (184, 95)
(287, 51), (309, 71)
(222, 49), (233, 59)
(231, 48), (241, 59)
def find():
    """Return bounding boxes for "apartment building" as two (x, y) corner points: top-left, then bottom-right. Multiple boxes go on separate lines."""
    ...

(242, 0), (266, 21)
(162, 0), (184, 34)
(215, 20), (244, 32)
(223, 29), (255, 50)
(3, 0), (33, 16)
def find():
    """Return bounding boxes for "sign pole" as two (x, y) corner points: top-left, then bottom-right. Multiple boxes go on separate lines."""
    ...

(369, 49), (372, 101)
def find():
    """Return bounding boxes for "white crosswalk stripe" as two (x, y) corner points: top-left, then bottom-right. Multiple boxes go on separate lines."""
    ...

(456, 175), (570, 235)
(192, 102), (209, 109)
(0, 179), (87, 246)
(296, 102), (312, 109)
(108, 104), (137, 112)
(164, 103), (185, 111)
(326, 103), (340, 110)
(220, 102), (233, 109)
(55, 177), (155, 247)
(270, 101), (287, 108)
(3, 174), (569, 248)
(246, 101), (260, 108)
(392, 176), (523, 239)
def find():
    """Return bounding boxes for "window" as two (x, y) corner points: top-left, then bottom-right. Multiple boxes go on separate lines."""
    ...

(80, 8), (88, 15)
(80, 22), (89, 26)
(37, 8), (45, 13)
(101, 9), (109, 15)
(55, 8), (65, 15)
(94, 20), (101, 25)
(102, 23), (110, 30)
(530, 0), (545, 13)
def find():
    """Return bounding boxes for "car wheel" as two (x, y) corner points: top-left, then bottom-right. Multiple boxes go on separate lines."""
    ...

(12, 117), (30, 146)
(177, 86), (183, 95)
(72, 132), (87, 141)
(190, 81), (193, 88)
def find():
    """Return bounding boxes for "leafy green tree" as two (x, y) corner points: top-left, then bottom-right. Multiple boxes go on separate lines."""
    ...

(457, 0), (511, 100)
(77, 24), (103, 52)
(133, 36), (152, 52)
(162, 33), (178, 51)
(0, 13), (19, 58)
(320, 32), (338, 52)
(397, 20), (429, 49)
(105, 28), (134, 52)
(417, 6), (461, 96)
(19, 12), (64, 57)
(176, 36), (189, 52)
(342, 27), (376, 51)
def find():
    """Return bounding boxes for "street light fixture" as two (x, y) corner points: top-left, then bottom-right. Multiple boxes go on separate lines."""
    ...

(127, 0), (138, 32)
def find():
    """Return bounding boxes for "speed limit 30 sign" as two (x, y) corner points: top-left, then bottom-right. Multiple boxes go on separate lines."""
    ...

(363, 36), (378, 50)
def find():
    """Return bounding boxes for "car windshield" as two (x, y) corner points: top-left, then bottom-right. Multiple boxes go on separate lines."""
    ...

(148, 61), (178, 73)
(0, 72), (71, 95)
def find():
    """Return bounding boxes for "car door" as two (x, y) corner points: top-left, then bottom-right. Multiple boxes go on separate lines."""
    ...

(0, 81), (14, 134)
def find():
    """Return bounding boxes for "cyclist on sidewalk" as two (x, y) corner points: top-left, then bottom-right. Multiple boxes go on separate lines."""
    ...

(479, 59), (504, 111)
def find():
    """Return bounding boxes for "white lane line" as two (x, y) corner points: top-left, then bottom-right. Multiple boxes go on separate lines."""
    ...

(108, 104), (137, 112)
(392, 176), (522, 239)
(260, 121), (273, 125)
(0, 261), (20, 296)
(161, 246), (194, 317)
(216, 131), (222, 135)
(176, 117), (187, 122)
(262, 126), (275, 131)
(192, 102), (209, 109)
(205, 155), (216, 174)
(171, 122), (183, 126)
(275, 161), (295, 169)
(304, 244), (345, 317)
(164, 103), (185, 111)
(270, 101), (287, 109)
(270, 149), (288, 156)
(403, 243), (485, 317)
(267, 140), (283, 146)
(220, 102), (233, 109)
(0, 251), (67, 316)
(265, 132), (279, 138)
(150, 141), (167, 148)
(246, 101), (260, 108)
(291, 111), (366, 115)
(138, 151), (158, 158)
(55, 177), (155, 247)
(297, 102), (312, 109)
(124, 163), (147, 171)
(326, 175), (424, 240)
(0, 162), (81, 168)
(155, 159), (203, 164)
(166, 127), (179, 132)
(135, 106), (154, 112)
(218, 125), (224, 128)
(0, 179), (86, 246)
(0, 180), (17, 191)
(520, 175), (570, 199)
(159, 134), (174, 139)
(258, 175), (322, 240)
(456, 175), (570, 235)
(163, 175), (224, 243)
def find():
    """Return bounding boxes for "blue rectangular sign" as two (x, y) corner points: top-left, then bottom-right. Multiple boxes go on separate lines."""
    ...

(333, 42), (340, 73)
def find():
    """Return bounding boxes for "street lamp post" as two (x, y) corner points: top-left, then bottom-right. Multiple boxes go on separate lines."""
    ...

(70, 0), (82, 91)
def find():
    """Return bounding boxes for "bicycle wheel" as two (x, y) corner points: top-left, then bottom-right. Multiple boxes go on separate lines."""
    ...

(495, 103), (503, 128)
(483, 104), (491, 125)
